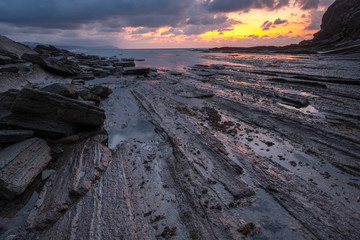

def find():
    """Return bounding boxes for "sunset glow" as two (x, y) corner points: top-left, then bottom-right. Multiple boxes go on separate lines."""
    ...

(0, 0), (334, 48)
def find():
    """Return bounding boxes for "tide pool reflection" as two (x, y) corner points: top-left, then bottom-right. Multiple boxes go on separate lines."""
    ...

(108, 118), (155, 150)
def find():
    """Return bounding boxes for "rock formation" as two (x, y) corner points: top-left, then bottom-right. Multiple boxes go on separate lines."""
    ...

(313, 0), (360, 43)
(210, 0), (360, 54)
(0, 138), (51, 199)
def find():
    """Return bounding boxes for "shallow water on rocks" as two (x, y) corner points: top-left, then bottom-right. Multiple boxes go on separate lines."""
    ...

(2, 48), (359, 240)
(108, 118), (155, 150)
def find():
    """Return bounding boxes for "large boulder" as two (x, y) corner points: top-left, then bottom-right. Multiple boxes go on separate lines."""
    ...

(114, 61), (135, 67)
(21, 53), (45, 64)
(0, 112), (77, 138)
(41, 57), (80, 75)
(21, 53), (80, 76)
(0, 138), (51, 199)
(0, 35), (37, 57)
(34, 44), (72, 56)
(10, 88), (105, 128)
(79, 89), (101, 103)
(40, 83), (79, 99)
(90, 85), (112, 98)
(123, 67), (150, 75)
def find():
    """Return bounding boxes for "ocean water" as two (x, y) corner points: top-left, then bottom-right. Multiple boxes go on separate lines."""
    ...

(73, 48), (360, 80)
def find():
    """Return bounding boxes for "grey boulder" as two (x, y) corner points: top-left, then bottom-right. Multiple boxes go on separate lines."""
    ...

(90, 85), (112, 98)
(123, 67), (150, 75)
(40, 83), (79, 99)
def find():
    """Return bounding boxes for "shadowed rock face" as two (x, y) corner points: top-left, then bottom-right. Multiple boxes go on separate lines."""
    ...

(11, 88), (106, 128)
(313, 0), (360, 42)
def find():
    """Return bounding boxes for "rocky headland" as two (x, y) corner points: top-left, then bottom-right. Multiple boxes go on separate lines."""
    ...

(209, 0), (360, 55)
(0, 0), (360, 239)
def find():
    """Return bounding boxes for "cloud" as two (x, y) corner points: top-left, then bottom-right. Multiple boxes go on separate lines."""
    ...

(0, 0), (194, 29)
(186, 14), (228, 26)
(0, 0), (336, 48)
(130, 27), (158, 34)
(261, 17), (287, 31)
(296, 0), (320, 10)
(274, 18), (288, 25)
(205, 0), (290, 13)
(261, 20), (273, 31)
(304, 10), (324, 30)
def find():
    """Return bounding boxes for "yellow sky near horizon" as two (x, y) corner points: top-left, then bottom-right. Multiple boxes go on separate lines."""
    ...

(201, 5), (318, 41)
(120, 1), (328, 48)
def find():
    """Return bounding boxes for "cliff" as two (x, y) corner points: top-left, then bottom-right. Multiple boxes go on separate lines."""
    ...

(313, 0), (360, 43)
(309, 0), (360, 54)
(210, 0), (360, 54)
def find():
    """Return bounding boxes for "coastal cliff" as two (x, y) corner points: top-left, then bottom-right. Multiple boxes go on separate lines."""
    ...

(313, 0), (360, 43)
(310, 0), (360, 53)
(210, 0), (360, 54)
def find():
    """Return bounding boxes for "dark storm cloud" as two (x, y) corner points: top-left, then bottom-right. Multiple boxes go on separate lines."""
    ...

(0, 0), (333, 32)
(0, 0), (193, 29)
(183, 18), (241, 35)
(295, 0), (319, 10)
(205, 0), (290, 13)
(186, 14), (228, 26)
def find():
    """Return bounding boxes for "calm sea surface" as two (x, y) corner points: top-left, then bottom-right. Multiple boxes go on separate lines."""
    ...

(74, 48), (360, 80)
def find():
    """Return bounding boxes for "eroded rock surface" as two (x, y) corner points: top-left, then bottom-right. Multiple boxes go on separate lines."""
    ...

(16, 55), (358, 239)
(0, 138), (51, 200)
(11, 88), (105, 128)
(26, 135), (111, 231)
(1, 34), (360, 240)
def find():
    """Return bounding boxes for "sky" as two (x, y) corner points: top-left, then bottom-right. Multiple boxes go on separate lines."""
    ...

(0, 0), (335, 49)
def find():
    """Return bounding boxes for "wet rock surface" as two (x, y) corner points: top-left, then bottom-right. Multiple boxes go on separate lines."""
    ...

(7, 56), (357, 239)
(0, 35), (360, 240)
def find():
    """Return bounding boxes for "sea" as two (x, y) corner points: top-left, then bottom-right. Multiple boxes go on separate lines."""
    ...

(72, 48), (360, 80)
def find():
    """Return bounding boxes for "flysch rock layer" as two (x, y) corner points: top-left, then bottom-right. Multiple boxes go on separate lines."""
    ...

(26, 134), (111, 231)
(0, 138), (51, 199)
(11, 88), (105, 128)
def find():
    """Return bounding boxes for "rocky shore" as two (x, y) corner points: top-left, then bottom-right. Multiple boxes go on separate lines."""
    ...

(0, 1), (360, 239)
(0, 35), (152, 238)
(0, 36), (359, 240)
